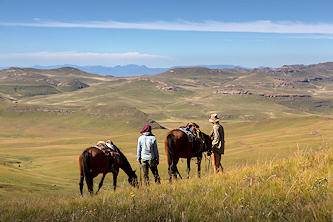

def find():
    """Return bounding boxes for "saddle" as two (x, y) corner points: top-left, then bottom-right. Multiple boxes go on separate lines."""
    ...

(95, 142), (122, 172)
(96, 143), (112, 156)
(179, 123), (202, 153)
(96, 141), (119, 156)
(179, 122), (200, 142)
(179, 127), (195, 142)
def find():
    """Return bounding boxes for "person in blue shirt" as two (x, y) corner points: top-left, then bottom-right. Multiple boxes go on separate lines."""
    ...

(137, 124), (160, 184)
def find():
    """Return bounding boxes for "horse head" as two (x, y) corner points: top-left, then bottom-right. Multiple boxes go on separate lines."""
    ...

(128, 170), (139, 187)
(198, 131), (213, 154)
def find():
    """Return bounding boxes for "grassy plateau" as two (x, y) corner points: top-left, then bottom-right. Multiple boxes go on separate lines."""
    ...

(0, 64), (332, 221)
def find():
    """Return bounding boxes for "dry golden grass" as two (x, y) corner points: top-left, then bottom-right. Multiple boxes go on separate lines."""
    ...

(0, 147), (331, 221)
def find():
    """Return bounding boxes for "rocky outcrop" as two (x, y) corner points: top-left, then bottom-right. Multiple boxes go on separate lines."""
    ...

(5, 105), (75, 114)
(258, 94), (311, 98)
(273, 78), (295, 88)
(214, 89), (252, 95)
(148, 80), (183, 92)
(57, 79), (89, 89)
(272, 66), (302, 74)
(297, 77), (325, 83)
(214, 88), (311, 99)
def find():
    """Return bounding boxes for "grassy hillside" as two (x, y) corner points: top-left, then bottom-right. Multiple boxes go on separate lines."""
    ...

(0, 67), (109, 100)
(1, 97), (332, 200)
(0, 147), (331, 221)
(6, 62), (331, 122)
(1, 63), (333, 220)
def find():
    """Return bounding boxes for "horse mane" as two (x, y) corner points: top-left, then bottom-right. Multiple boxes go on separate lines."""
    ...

(199, 131), (212, 152)
(112, 144), (136, 178)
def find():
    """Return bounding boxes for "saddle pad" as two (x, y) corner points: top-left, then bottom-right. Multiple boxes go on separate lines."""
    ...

(178, 128), (194, 142)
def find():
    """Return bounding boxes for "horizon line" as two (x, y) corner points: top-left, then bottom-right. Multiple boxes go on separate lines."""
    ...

(1, 61), (332, 70)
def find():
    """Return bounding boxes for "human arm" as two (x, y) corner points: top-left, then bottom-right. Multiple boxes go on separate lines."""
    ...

(152, 139), (159, 160)
(137, 137), (142, 162)
(212, 125), (220, 147)
(221, 126), (225, 149)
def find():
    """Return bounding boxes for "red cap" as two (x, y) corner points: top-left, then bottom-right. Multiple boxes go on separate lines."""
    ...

(140, 124), (152, 133)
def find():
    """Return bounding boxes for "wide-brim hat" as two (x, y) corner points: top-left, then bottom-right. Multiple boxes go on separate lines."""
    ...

(209, 113), (220, 123)
(140, 124), (152, 133)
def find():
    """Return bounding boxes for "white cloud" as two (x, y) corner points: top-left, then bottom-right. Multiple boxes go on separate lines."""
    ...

(1, 19), (333, 34)
(285, 35), (333, 40)
(0, 51), (170, 66)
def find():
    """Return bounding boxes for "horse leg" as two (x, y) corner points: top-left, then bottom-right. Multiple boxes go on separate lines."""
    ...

(168, 158), (179, 182)
(171, 158), (179, 180)
(168, 159), (178, 182)
(168, 164), (176, 182)
(79, 174), (84, 196)
(197, 156), (202, 178)
(112, 169), (119, 191)
(85, 175), (94, 195)
(95, 173), (106, 194)
(168, 164), (172, 183)
(186, 158), (191, 179)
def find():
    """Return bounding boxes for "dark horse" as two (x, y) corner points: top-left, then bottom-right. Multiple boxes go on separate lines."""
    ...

(164, 129), (212, 182)
(78, 142), (138, 195)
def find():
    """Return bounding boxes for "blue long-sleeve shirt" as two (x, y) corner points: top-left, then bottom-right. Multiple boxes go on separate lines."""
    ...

(137, 133), (159, 161)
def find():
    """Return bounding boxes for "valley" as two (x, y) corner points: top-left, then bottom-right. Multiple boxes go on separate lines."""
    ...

(0, 62), (332, 221)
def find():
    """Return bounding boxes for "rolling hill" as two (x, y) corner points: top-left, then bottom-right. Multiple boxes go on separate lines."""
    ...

(0, 67), (110, 101)
(0, 62), (332, 221)
(2, 62), (333, 121)
(0, 64), (243, 76)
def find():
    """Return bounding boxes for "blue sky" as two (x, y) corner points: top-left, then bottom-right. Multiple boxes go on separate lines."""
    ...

(1, 0), (333, 67)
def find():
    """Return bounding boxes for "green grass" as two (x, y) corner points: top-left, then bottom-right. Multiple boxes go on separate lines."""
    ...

(0, 85), (60, 98)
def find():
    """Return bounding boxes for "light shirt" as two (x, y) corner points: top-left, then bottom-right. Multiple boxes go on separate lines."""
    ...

(137, 132), (159, 161)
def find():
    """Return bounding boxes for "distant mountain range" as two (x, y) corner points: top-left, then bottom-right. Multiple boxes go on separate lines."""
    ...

(0, 64), (243, 77)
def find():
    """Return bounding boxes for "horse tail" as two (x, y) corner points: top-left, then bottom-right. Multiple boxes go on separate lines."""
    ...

(166, 133), (175, 165)
(81, 150), (93, 194)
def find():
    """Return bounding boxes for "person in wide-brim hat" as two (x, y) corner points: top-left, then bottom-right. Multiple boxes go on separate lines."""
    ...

(209, 113), (220, 123)
(209, 113), (225, 175)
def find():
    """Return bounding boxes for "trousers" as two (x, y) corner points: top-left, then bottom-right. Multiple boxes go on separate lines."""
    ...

(212, 151), (223, 174)
(142, 160), (160, 185)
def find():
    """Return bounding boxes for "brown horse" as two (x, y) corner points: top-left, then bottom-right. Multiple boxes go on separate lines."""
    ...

(164, 129), (212, 182)
(78, 142), (138, 195)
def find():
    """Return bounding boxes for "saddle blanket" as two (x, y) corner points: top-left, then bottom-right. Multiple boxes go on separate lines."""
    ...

(179, 127), (196, 142)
